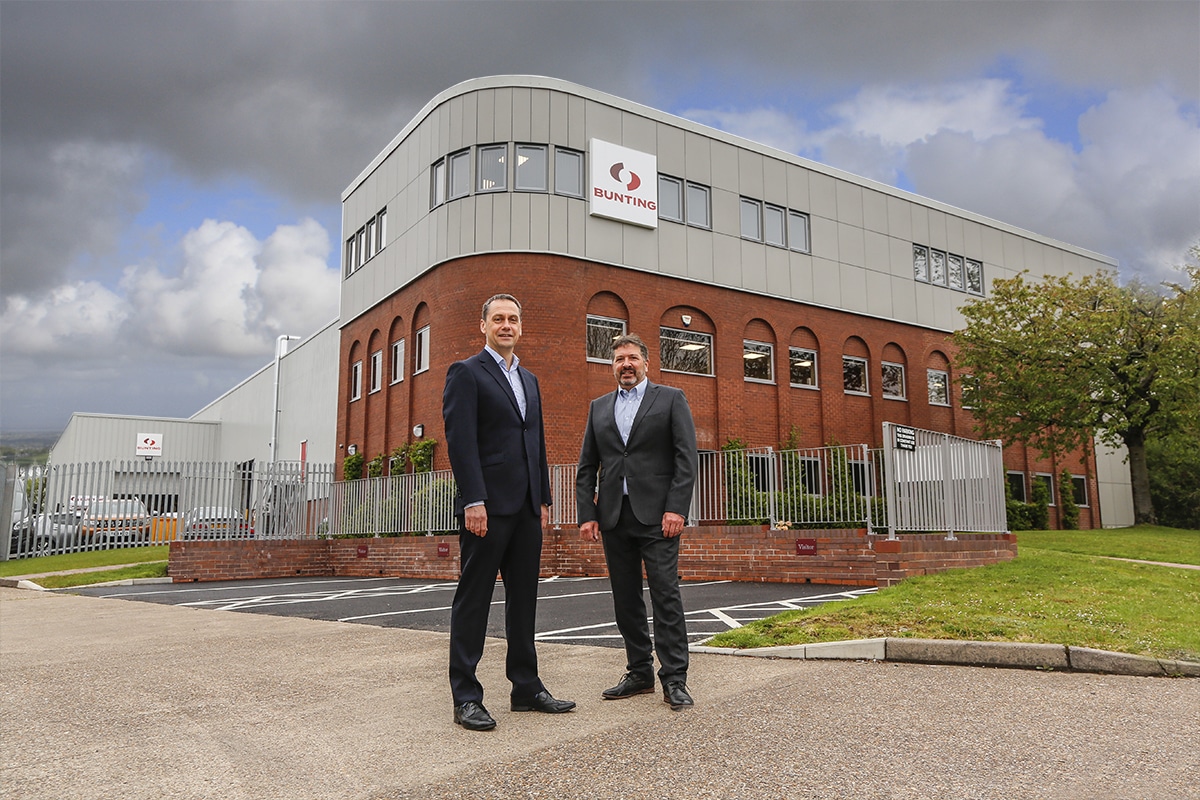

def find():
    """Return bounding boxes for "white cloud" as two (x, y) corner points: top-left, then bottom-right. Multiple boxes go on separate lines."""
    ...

(2, 218), (339, 362)
(679, 107), (816, 157)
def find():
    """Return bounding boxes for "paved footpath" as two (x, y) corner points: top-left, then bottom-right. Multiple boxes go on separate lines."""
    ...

(2, 586), (1198, 800)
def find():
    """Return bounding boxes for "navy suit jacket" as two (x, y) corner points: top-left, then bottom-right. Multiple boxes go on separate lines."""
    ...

(442, 349), (552, 518)
(576, 382), (698, 531)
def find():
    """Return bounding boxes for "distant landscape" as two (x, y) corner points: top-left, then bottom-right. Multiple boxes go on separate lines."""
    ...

(0, 430), (60, 465)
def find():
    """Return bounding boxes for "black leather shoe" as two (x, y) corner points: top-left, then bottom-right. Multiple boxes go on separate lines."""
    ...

(510, 690), (576, 713)
(662, 680), (693, 711)
(453, 701), (497, 730)
(602, 672), (655, 700)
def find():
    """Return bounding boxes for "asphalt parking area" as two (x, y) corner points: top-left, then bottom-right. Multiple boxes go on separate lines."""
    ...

(70, 576), (874, 647)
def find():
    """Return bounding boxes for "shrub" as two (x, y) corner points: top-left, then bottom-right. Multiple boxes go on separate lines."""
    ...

(1059, 469), (1080, 530)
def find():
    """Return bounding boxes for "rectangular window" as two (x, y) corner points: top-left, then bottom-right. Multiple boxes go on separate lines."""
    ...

(927, 369), (950, 406)
(965, 258), (984, 295)
(477, 144), (507, 192)
(554, 148), (583, 197)
(686, 182), (711, 228)
(843, 356), (868, 394)
(794, 456), (821, 494)
(515, 144), (547, 192)
(431, 159), (446, 208)
(350, 360), (363, 402)
(414, 325), (431, 374)
(1071, 475), (1089, 507)
(789, 347), (818, 388)
(740, 198), (762, 241)
(375, 208), (387, 253)
(365, 218), (377, 260)
(356, 228), (367, 267)
(914, 244), (929, 282)
(344, 237), (356, 278)
(881, 362), (906, 399)
(947, 253), (965, 291)
(370, 350), (383, 393)
(1007, 472), (1027, 502)
(658, 175), (683, 222)
(743, 340), (774, 382)
(390, 339), (405, 384)
(930, 249), (947, 285)
(961, 374), (979, 408)
(849, 461), (870, 495)
(1034, 473), (1056, 506)
(764, 204), (786, 247)
(660, 327), (713, 376)
(788, 211), (810, 253)
(586, 315), (626, 362)
(448, 149), (471, 199)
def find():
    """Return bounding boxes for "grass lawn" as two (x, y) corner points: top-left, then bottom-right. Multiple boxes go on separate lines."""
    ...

(705, 526), (1200, 662)
(0, 545), (170, 588)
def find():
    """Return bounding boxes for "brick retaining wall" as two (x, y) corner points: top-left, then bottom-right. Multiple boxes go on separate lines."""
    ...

(169, 527), (1016, 587)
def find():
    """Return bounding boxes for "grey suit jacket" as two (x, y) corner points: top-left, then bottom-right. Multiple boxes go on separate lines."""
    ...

(576, 382), (698, 530)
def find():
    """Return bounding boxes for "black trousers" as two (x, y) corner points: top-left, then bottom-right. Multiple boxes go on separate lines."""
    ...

(601, 496), (689, 683)
(448, 508), (545, 704)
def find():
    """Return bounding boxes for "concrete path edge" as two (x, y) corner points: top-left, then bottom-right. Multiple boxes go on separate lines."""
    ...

(690, 637), (1200, 678)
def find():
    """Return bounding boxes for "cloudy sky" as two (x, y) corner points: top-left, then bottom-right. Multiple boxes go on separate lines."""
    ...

(2, 0), (1197, 433)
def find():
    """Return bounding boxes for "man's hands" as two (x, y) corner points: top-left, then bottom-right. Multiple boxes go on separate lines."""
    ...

(579, 513), (686, 540)
(466, 504), (552, 537)
(464, 505), (488, 537)
(662, 512), (685, 538)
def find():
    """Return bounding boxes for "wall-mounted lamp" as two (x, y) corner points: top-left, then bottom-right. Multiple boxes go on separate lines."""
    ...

(412, 424), (424, 438)
(347, 444), (357, 455)
(681, 314), (692, 327)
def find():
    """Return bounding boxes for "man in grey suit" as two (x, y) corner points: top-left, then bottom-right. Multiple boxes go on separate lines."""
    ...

(576, 333), (699, 710)
(442, 293), (575, 731)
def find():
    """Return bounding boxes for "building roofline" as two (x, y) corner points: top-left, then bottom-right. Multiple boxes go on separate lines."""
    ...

(343, 74), (1116, 268)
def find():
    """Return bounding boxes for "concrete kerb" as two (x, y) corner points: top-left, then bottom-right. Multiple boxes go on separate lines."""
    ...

(690, 637), (1200, 678)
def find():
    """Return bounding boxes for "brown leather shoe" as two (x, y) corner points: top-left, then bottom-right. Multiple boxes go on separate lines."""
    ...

(602, 672), (655, 699)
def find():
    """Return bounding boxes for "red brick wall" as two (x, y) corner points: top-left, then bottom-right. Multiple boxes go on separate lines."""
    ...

(169, 529), (1016, 587)
(337, 253), (1100, 527)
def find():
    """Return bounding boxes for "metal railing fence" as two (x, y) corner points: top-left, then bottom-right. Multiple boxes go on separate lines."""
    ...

(4, 459), (333, 560)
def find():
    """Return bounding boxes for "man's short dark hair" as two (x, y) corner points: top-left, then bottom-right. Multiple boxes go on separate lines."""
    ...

(482, 293), (522, 320)
(612, 333), (649, 362)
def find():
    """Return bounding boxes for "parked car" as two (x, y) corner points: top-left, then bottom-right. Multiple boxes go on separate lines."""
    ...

(79, 498), (152, 546)
(181, 507), (254, 540)
(32, 511), (84, 555)
(9, 515), (38, 557)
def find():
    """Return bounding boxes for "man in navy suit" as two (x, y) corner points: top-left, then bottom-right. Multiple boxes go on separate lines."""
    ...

(576, 333), (698, 710)
(442, 293), (575, 731)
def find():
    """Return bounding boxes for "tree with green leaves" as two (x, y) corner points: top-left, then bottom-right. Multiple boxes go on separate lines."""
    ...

(954, 250), (1200, 525)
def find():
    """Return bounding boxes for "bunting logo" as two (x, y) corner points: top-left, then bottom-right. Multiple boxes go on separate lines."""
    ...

(590, 139), (658, 229)
(609, 162), (641, 192)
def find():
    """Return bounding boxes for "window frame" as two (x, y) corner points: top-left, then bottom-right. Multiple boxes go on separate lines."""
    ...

(447, 149), (471, 200)
(660, 326), (714, 377)
(514, 144), (548, 192)
(929, 249), (947, 286)
(960, 373), (979, 409)
(390, 339), (405, 385)
(476, 144), (508, 193)
(763, 204), (786, 248)
(657, 174), (684, 223)
(788, 347), (818, 389)
(881, 361), (907, 400)
(740, 198), (763, 241)
(1034, 472), (1056, 506)
(788, 210), (810, 253)
(743, 340), (774, 384)
(369, 350), (383, 394)
(430, 158), (446, 208)
(927, 368), (950, 406)
(553, 147), (584, 198)
(686, 182), (711, 229)
(344, 236), (357, 278)
(414, 325), (431, 375)
(842, 355), (869, 395)
(1071, 475), (1089, 507)
(1007, 471), (1027, 502)
(947, 253), (965, 291)
(350, 360), (363, 402)
(965, 258), (985, 296)
(913, 244), (929, 283)
(585, 315), (627, 363)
